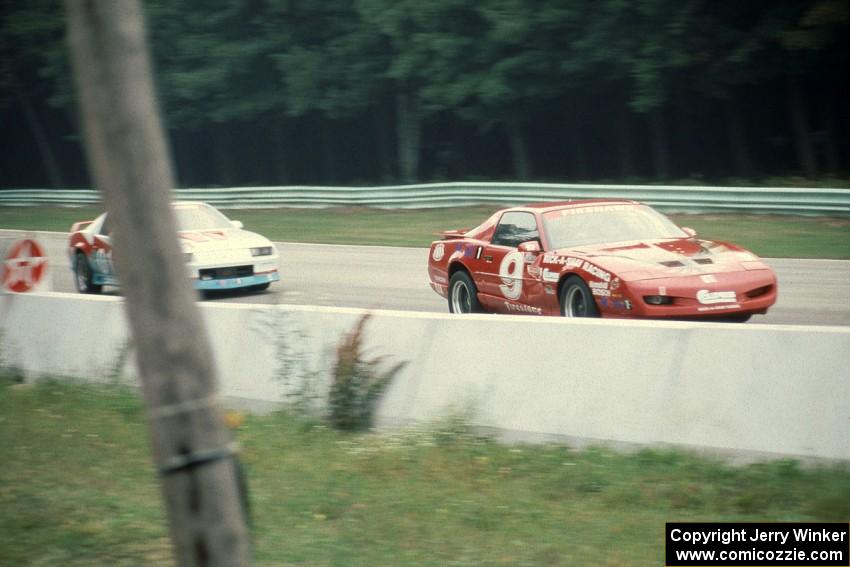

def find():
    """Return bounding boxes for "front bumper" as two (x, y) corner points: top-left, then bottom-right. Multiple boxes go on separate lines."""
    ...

(604, 269), (777, 319)
(192, 269), (280, 291)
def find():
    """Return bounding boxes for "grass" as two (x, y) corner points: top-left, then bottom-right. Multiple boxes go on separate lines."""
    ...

(1, 380), (848, 566)
(1, 205), (848, 259)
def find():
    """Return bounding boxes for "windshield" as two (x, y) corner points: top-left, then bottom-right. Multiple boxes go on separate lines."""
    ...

(173, 203), (233, 231)
(542, 204), (687, 249)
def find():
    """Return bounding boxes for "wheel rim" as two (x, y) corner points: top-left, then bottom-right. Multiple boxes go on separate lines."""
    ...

(451, 280), (472, 313)
(564, 285), (589, 317)
(75, 256), (88, 292)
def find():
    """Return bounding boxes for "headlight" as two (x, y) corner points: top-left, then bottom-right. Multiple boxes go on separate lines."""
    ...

(250, 246), (273, 256)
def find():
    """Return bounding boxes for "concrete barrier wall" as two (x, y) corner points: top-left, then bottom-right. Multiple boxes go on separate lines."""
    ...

(2, 292), (848, 462)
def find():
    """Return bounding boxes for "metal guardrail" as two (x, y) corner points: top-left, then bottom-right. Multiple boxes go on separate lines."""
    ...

(1, 183), (849, 215)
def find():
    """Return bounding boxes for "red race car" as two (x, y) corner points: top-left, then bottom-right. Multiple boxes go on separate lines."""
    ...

(427, 200), (777, 322)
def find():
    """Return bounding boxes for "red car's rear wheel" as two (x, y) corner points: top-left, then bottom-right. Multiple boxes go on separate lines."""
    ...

(448, 271), (482, 314)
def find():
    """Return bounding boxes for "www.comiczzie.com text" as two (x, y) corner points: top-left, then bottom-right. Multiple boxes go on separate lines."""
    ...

(666, 523), (849, 566)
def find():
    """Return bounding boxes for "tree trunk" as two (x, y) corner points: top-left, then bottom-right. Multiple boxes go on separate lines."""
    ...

(212, 129), (237, 186)
(615, 105), (635, 178)
(648, 107), (670, 181)
(272, 126), (290, 185)
(820, 83), (839, 176)
(64, 2), (252, 565)
(506, 117), (532, 180)
(375, 103), (394, 183)
(14, 86), (64, 189)
(568, 113), (589, 181)
(321, 119), (338, 184)
(396, 90), (420, 183)
(787, 76), (818, 178)
(723, 97), (753, 179)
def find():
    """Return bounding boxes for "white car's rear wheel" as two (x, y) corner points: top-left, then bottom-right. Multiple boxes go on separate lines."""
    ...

(74, 253), (102, 294)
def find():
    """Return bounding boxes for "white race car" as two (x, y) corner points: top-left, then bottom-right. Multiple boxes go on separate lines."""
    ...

(68, 201), (280, 293)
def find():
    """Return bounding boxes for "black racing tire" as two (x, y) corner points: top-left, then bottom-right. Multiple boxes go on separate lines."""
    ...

(248, 282), (271, 292)
(722, 314), (752, 323)
(559, 276), (599, 317)
(74, 252), (102, 294)
(448, 270), (483, 314)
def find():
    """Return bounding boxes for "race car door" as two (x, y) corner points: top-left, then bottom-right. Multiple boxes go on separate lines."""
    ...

(475, 211), (544, 313)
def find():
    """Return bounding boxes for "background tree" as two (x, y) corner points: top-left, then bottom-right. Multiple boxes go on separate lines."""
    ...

(1, 0), (847, 188)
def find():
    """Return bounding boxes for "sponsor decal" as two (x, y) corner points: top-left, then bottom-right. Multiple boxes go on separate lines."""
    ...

(542, 253), (583, 268)
(698, 304), (741, 312)
(499, 250), (525, 300)
(601, 298), (631, 310)
(475, 246), (482, 260)
(93, 248), (114, 275)
(523, 252), (536, 263)
(432, 243), (445, 261)
(433, 275), (447, 284)
(544, 286), (555, 295)
(610, 277), (620, 291)
(558, 204), (628, 216)
(3, 239), (48, 293)
(700, 274), (718, 283)
(542, 255), (609, 283)
(454, 244), (479, 259)
(541, 268), (560, 283)
(503, 301), (542, 315)
(658, 286), (667, 295)
(590, 280), (611, 297)
(696, 289), (736, 305)
(582, 261), (611, 282)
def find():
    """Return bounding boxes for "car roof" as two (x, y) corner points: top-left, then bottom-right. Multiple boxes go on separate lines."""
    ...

(515, 198), (639, 212)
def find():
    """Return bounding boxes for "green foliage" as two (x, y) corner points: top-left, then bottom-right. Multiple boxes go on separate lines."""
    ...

(328, 314), (407, 431)
(1, 1), (848, 185)
(3, 382), (850, 565)
(0, 0), (67, 107)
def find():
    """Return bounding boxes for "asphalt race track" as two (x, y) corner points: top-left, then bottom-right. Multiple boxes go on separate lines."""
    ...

(7, 230), (850, 327)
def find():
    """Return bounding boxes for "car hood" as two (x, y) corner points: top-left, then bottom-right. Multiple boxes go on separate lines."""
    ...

(553, 237), (768, 281)
(178, 229), (271, 251)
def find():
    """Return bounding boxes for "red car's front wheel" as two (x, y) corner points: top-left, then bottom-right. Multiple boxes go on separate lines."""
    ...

(560, 276), (599, 317)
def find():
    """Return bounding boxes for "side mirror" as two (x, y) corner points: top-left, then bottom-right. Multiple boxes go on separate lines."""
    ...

(518, 240), (541, 253)
(231, 220), (244, 230)
(682, 227), (697, 237)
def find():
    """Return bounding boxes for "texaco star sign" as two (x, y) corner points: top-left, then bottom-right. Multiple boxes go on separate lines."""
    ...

(2, 239), (48, 293)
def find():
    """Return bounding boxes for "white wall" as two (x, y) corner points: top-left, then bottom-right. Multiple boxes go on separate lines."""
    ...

(2, 292), (848, 462)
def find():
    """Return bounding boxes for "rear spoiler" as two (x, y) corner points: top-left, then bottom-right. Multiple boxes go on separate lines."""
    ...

(70, 220), (94, 232)
(437, 229), (469, 240)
